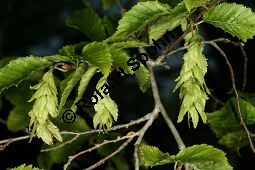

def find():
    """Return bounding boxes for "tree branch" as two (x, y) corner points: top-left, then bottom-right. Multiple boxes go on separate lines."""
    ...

(239, 43), (248, 91)
(0, 135), (31, 151)
(64, 132), (139, 170)
(208, 42), (255, 153)
(84, 136), (134, 170)
(0, 113), (150, 152)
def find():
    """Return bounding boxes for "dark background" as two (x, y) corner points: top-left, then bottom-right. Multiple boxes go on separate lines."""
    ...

(0, 0), (255, 169)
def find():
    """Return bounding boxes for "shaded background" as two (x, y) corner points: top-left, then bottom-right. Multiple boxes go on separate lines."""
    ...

(0, 0), (255, 169)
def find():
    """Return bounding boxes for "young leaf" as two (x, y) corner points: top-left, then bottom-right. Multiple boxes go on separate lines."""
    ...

(135, 64), (150, 93)
(93, 95), (118, 129)
(176, 144), (228, 164)
(149, 15), (183, 42)
(183, 0), (210, 12)
(103, 16), (116, 36)
(59, 63), (87, 111)
(113, 1), (172, 37)
(176, 144), (233, 169)
(65, 9), (105, 40)
(82, 42), (113, 76)
(149, 2), (188, 42)
(107, 38), (149, 49)
(140, 144), (174, 167)
(0, 56), (52, 94)
(203, 3), (255, 42)
(44, 55), (73, 63)
(7, 105), (30, 132)
(4, 82), (32, 132)
(109, 48), (133, 73)
(9, 164), (42, 170)
(196, 162), (233, 170)
(207, 97), (254, 150)
(71, 67), (97, 113)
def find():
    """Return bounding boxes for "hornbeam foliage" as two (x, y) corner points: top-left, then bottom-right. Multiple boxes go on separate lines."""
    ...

(140, 144), (233, 169)
(113, 1), (172, 37)
(0, 56), (52, 93)
(2, 0), (255, 169)
(203, 3), (255, 42)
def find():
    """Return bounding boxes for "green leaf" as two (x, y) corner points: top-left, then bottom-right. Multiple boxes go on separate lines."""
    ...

(140, 144), (174, 167)
(239, 91), (255, 106)
(65, 9), (105, 40)
(109, 48), (133, 73)
(38, 114), (89, 169)
(231, 97), (255, 124)
(44, 55), (74, 63)
(59, 63), (87, 111)
(107, 38), (149, 49)
(93, 95), (118, 129)
(218, 131), (249, 149)
(71, 66), (97, 112)
(149, 2), (188, 42)
(196, 162), (233, 170)
(7, 105), (30, 132)
(135, 64), (150, 93)
(140, 0), (181, 7)
(0, 56), (52, 94)
(113, 1), (172, 37)
(8, 164), (43, 170)
(207, 97), (254, 150)
(176, 144), (228, 165)
(183, 0), (209, 12)
(82, 42), (113, 76)
(203, 3), (255, 42)
(140, 144), (232, 169)
(103, 16), (117, 36)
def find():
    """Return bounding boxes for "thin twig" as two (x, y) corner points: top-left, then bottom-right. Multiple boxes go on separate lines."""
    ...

(209, 42), (255, 153)
(133, 48), (186, 170)
(0, 135), (31, 151)
(0, 118), (6, 125)
(84, 136), (135, 170)
(64, 132), (139, 170)
(116, 0), (126, 14)
(61, 113), (150, 136)
(134, 108), (159, 170)
(239, 43), (248, 91)
(148, 64), (185, 150)
(0, 114), (150, 152)
(81, 0), (93, 10)
(41, 134), (80, 152)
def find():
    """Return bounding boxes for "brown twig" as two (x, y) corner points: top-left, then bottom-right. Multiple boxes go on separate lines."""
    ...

(41, 134), (80, 152)
(0, 114), (150, 152)
(0, 135), (31, 151)
(64, 132), (139, 170)
(0, 118), (6, 125)
(116, 0), (126, 14)
(84, 136), (134, 170)
(132, 48), (186, 170)
(208, 42), (255, 153)
(134, 108), (160, 170)
(239, 43), (248, 91)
